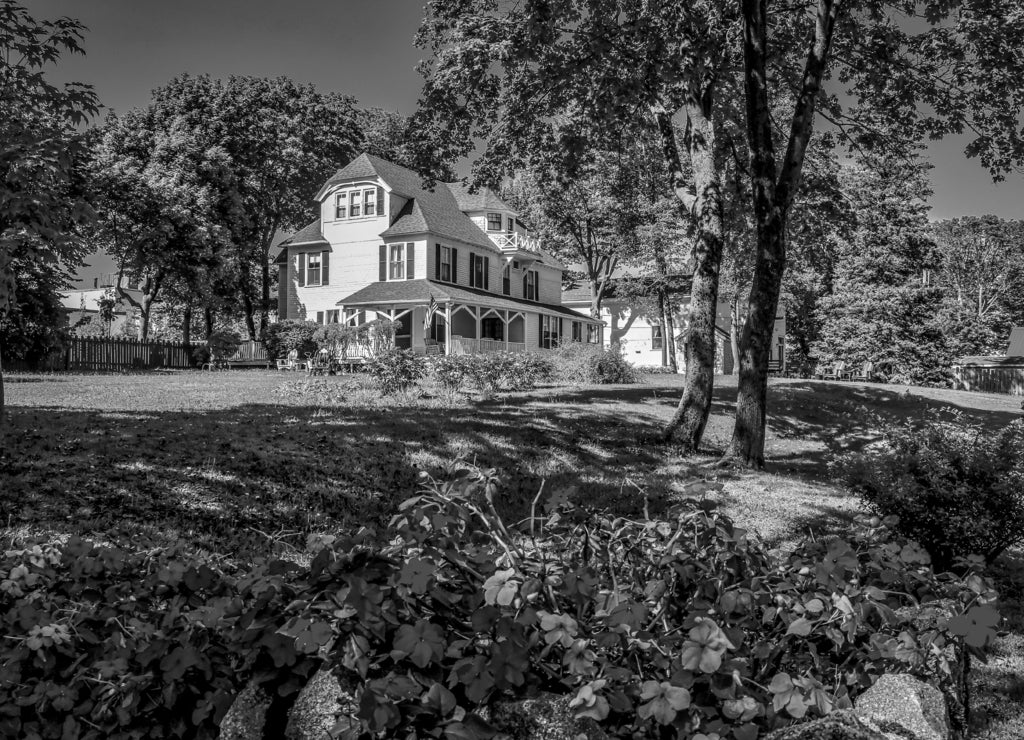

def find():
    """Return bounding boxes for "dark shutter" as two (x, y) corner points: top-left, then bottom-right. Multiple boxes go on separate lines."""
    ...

(468, 253), (475, 287)
(535, 273), (540, 302)
(321, 250), (330, 286)
(522, 273), (527, 299)
(379, 245), (387, 282)
(297, 253), (306, 287)
(539, 314), (544, 348)
(558, 318), (563, 346)
(316, 311), (324, 324)
(451, 248), (458, 282)
(406, 242), (415, 280)
(377, 187), (385, 217)
(483, 256), (490, 290)
(435, 244), (441, 280)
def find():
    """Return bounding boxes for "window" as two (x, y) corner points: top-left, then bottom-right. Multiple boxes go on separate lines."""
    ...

(327, 309), (340, 324)
(540, 315), (561, 349)
(587, 324), (600, 344)
(487, 212), (502, 231)
(334, 186), (382, 220)
(572, 321), (582, 342)
(316, 311), (324, 324)
(652, 325), (664, 350)
(506, 216), (514, 233)
(481, 317), (503, 341)
(389, 243), (405, 280)
(469, 253), (489, 289)
(439, 245), (452, 282)
(523, 270), (538, 301)
(347, 310), (366, 327)
(502, 264), (510, 295)
(307, 253), (322, 286)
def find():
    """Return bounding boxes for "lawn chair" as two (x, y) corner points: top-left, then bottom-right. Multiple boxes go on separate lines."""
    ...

(849, 361), (874, 382)
(276, 349), (303, 371)
(818, 361), (846, 381)
(307, 349), (332, 376)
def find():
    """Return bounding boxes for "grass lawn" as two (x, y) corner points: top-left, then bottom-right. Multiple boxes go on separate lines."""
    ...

(1, 369), (1021, 737)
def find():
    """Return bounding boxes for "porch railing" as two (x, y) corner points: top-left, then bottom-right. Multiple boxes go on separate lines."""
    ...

(451, 336), (527, 355)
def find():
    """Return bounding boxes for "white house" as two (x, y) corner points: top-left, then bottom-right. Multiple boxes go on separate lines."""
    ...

(274, 153), (604, 354)
(562, 282), (787, 373)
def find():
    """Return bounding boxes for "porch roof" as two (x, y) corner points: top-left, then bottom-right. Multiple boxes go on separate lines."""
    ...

(336, 279), (602, 324)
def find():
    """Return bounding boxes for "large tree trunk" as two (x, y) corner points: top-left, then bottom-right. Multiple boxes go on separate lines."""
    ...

(242, 292), (257, 340)
(731, 0), (838, 467)
(730, 294), (741, 374)
(204, 306), (215, 338)
(260, 245), (271, 339)
(657, 100), (725, 451)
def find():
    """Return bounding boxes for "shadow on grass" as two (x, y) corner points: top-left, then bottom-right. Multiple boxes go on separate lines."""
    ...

(0, 399), (668, 558)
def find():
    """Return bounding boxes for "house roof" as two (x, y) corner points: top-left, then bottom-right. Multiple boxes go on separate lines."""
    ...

(322, 153), (497, 250)
(444, 182), (513, 213)
(335, 279), (602, 323)
(278, 219), (329, 249)
(561, 274), (693, 305)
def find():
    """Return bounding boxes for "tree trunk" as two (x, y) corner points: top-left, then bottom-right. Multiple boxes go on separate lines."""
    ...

(182, 305), (192, 346)
(730, 294), (741, 375)
(260, 244), (272, 339)
(665, 297), (678, 372)
(658, 101), (725, 451)
(139, 293), (153, 341)
(658, 290), (669, 367)
(0, 333), (5, 440)
(730, 218), (786, 467)
(205, 306), (215, 338)
(242, 292), (257, 340)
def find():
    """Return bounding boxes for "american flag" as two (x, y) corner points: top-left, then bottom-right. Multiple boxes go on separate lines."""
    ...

(423, 294), (439, 333)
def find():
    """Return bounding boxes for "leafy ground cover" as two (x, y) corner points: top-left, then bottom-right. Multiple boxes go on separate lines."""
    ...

(1, 370), (1022, 737)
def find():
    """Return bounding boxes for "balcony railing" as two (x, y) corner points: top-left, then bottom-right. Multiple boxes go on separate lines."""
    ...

(489, 232), (541, 254)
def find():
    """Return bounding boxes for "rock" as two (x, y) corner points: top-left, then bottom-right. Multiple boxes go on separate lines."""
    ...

(219, 682), (270, 740)
(764, 710), (886, 740)
(487, 694), (610, 740)
(855, 673), (950, 740)
(897, 600), (970, 739)
(285, 668), (359, 740)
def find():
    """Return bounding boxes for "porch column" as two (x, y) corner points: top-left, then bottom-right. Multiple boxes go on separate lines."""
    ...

(444, 303), (452, 355)
(504, 310), (509, 351)
(475, 307), (481, 344)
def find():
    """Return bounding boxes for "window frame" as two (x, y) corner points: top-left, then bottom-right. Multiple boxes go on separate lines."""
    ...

(486, 212), (502, 231)
(439, 246), (452, 282)
(335, 192), (347, 219)
(524, 270), (538, 301)
(332, 184), (382, 221)
(363, 188), (376, 216)
(541, 314), (561, 350)
(389, 243), (406, 280)
(306, 252), (322, 286)
(652, 325), (664, 350)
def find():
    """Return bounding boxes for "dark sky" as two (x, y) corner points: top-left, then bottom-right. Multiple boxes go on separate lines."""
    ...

(30, 0), (1023, 221)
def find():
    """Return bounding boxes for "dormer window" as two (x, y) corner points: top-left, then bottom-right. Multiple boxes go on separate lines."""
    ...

(486, 212), (502, 231)
(333, 185), (383, 220)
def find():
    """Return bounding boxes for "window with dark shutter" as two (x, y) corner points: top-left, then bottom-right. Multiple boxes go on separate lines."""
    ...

(297, 253), (306, 287)
(435, 244), (441, 280)
(451, 248), (458, 282)
(483, 256), (490, 290)
(468, 253), (476, 287)
(321, 250), (330, 286)
(377, 187), (385, 217)
(406, 242), (415, 280)
(379, 245), (387, 282)
(502, 265), (510, 295)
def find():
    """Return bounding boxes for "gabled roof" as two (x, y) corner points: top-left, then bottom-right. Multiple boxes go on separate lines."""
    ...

(444, 182), (513, 212)
(319, 153), (497, 251)
(278, 220), (329, 248)
(335, 279), (602, 323)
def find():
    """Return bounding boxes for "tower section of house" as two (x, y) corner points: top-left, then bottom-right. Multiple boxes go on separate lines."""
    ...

(274, 153), (604, 354)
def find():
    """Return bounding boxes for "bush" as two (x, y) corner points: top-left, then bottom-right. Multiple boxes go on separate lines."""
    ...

(429, 354), (472, 399)
(551, 342), (639, 384)
(1, 464), (998, 739)
(837, 411), (1024, 570)
(264, 319), (319, 360)
(366, 348), (426, 394)
(464, 351), (553, 395)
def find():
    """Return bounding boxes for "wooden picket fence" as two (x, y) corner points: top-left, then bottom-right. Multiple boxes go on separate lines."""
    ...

(63, 337), (198, 371)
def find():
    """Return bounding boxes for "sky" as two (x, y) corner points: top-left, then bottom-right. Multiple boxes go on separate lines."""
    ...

(30, 0), (1024, 227)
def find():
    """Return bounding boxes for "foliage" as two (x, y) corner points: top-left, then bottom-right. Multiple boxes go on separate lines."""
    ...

(264, 320), (319, 360)
(550, 343), (638, 385)
(837, 412), (1024, 571)
(0, 258), (70, 368)
(314, 323), (358, 358)
(814, 160), (950, 386)
(0, 463), (1000, 740)
(366, 348), (426, 395)
(463, 352), (553, 396)
(359, 318), (400, 356)
(931, 216), (1024, 357)
(429, 354), (471, 400)
(191, 330), (244, 366)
